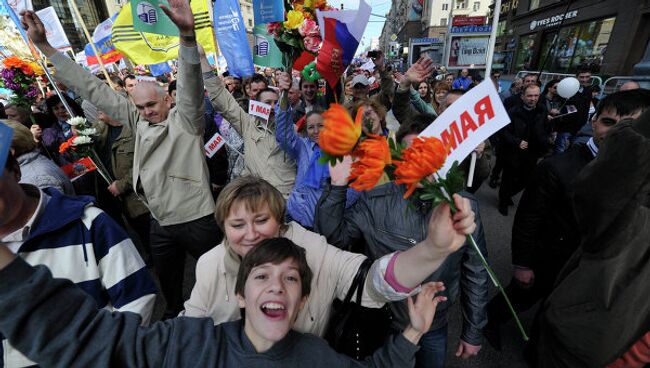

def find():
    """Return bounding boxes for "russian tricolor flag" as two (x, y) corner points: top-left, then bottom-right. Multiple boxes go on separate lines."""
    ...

(315, 0), (371, 87)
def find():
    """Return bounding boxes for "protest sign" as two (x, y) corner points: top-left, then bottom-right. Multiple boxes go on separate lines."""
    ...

(204, 132), (226, 158)
(249, 100), (272, 122)
(35, 7), (70, 50)
(419, 80), (510, 176)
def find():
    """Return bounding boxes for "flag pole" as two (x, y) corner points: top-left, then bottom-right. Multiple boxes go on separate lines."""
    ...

(466, 0), (501, 188)
(67, 0), (115, 89)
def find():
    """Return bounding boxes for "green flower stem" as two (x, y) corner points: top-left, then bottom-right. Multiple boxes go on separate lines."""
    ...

(88, 149), (113, 186)
(434, 174), (530, 342)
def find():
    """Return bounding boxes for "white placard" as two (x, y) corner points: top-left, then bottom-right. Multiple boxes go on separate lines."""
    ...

(204, 132), (226, 158)
(360, 59), (375, 71)
(419, 80), (510, 176)
(457, 37), (489, 66)
(35, 7), (70, 50)
(135, 76), (157, 82)
(248, 100), (272, 122)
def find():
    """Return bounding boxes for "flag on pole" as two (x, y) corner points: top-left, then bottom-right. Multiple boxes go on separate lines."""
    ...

(315, 0), (370, 87)
(93, 13), (118, 43)
(253, 24), (282, 68)
(84, 36), (124, 65)
(213, 0), (254, 77)
(112, 0), (216, 65)
(35, 7), (71, 50)
(252, 0), (284, 26)
(149, 61), (172, 76)
(131, 0), (178, 36)
(0, 122), (13, 178)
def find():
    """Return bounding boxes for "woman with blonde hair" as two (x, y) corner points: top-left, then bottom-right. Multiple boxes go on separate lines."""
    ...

(431, 82), (450, 115)
(3, 119), (74, 195)
(182, 176), (476, 339)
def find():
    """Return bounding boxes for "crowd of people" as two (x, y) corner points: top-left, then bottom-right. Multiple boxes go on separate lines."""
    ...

(0, 2), (649, 367)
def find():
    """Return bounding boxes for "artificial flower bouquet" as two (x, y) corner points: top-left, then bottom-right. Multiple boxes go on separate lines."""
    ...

(0, 56), (43, 109)
(318, 104), (529, 341)
(58, 117), (113, 185)
(266, 0), (333, 58)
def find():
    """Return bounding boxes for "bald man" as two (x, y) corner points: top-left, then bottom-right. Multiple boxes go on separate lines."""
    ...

(620, 80), (640, 91)
(22, 0), (222, 319)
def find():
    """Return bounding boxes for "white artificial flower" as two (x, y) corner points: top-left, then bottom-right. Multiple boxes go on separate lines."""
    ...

(78, 128), (97, 136)
(72, 136), (93, 146)
(67, 117), (87, 126)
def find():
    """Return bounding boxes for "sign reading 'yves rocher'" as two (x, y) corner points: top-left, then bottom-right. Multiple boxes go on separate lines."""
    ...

(530, 10), (578, 30)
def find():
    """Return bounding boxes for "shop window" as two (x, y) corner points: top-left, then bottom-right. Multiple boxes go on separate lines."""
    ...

(541, 17), (616, 73)
(529, 0), (540, 11)
(514, 34), (536, 71)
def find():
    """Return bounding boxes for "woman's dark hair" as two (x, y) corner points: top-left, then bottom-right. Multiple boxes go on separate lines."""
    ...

(396, 113), (436, 144)
(418, 81), (432, 103)
(45, 94), (85, 119)
(235, 238), (313, 298)
(542, 79), (560, 96)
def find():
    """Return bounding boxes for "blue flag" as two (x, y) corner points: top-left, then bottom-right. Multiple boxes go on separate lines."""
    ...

(253, 0), (284, 26)
(213, 0), (254, 78)
(0, 122), (13, 178)
(149, 62), (172, 76)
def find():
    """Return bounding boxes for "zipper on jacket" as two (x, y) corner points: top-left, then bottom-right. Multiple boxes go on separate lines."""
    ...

(377, 228), (417, 245)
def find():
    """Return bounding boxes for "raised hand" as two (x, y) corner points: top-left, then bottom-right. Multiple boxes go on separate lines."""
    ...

(277, 72), (292, 92)
(20, 11), (55, 55)
(160, 0), (195, 34)
(329, 155), (353, 186)
(425, 194), (475, 256)
(405, 56), (435, 86)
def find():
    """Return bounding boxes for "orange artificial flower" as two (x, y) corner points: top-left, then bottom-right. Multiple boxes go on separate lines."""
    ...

(394, 136), (449, 198)
(349, 134), (391, 191)
(319, 104), (363, 157)
(2, 56), (26, 69)
(2, 56), (40, 76)
(59, 137), (76, 154)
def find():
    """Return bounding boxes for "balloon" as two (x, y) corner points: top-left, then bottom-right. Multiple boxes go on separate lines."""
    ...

(557, 77), (580, 99)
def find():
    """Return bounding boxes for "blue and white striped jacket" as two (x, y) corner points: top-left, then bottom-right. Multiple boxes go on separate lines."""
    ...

(1, 188), (157, 367)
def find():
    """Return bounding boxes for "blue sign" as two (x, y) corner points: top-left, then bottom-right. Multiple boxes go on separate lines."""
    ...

(214, 0), (255, 77)
(149, 62), (172, 76)
(253, 0), (284, 25)
(451, 25), (493, 33)
(0, 122), (13, 177)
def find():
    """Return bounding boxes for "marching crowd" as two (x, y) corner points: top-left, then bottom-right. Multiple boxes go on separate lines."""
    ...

(0, 2), (649, 367)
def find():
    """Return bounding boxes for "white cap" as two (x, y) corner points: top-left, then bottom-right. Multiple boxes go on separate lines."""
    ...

(352, 74), (370, 86)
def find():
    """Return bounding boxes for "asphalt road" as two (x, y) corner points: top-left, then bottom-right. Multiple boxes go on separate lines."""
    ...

(149, 180), (534, 367)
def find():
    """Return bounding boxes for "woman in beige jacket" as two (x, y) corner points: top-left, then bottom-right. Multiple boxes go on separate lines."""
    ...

(182, 176), (476, 337)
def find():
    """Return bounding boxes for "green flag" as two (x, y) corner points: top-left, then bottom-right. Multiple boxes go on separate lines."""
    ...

(131, 0), (178, 36)
(253, 24), (283, 68)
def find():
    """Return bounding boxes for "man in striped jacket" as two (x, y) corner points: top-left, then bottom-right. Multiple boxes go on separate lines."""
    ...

(0, 152), (157, 367)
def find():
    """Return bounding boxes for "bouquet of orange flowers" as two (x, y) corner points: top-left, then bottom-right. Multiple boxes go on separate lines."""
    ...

(0, 56), (44, 109)
(318, 103), (529, 341)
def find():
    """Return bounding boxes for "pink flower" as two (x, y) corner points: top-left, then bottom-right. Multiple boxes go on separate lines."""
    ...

(267, 22), (282, 37)
(298, 19), (320, 37)
(303, 35), (322, 53)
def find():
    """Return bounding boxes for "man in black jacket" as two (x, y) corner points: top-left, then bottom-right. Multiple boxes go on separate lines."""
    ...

(498, 84), (549, 216)
(485, 89), (650, 351)
(553, 68), (594, 154)
(537, 108), (650, 367)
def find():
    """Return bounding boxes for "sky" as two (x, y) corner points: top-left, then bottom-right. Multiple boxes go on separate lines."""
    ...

(331, 0), (389, 51)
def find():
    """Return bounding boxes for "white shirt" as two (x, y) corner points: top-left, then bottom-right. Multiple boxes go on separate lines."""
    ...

(0, 185), (49, 253)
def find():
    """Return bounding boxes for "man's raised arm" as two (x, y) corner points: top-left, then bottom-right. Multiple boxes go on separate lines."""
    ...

(21, 11), (137, 130)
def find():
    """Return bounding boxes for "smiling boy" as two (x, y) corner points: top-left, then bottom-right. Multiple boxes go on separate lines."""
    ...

(0, 237), (445, 367)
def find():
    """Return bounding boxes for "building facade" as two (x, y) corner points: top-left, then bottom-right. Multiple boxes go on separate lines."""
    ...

(422, 0), (491, 39)
(493, 0), (650, 76)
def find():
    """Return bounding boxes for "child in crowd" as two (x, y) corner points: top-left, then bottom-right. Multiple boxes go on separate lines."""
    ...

(276, 108), (358, 229)
(0, 237), (446, 367)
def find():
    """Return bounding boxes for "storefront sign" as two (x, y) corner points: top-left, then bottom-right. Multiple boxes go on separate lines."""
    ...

(452, 16), (486, 27)
(500, 0), (519, 14)
(410, 37), (441, 44)
(451, 25), (492, 34)
(529, 10), (578, 30)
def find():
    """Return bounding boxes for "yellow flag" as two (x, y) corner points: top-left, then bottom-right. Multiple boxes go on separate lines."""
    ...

(112, 0), (216, 65)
